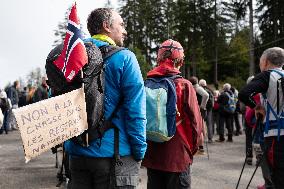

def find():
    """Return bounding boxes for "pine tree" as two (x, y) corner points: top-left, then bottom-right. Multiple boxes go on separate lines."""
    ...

(53, 7), (85, 46)
(256, 0), (284, 47)
(53, 9), (69, 46)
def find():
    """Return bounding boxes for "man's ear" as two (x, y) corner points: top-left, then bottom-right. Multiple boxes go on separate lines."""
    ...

(102, 21), (111, 33)
(265, 58), (271, 68)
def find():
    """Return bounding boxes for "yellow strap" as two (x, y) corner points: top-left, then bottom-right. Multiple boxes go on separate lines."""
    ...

(92, 34), (116, 46)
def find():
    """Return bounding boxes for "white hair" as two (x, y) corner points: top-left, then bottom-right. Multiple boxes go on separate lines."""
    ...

(223, 83), (231, 90)
(0, 90), (7, 99)
(199, 79), (207, 87)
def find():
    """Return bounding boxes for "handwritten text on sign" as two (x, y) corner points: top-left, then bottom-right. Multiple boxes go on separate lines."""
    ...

(13, 87), (88, 162)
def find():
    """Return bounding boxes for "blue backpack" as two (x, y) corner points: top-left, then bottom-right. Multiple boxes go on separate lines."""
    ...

(223, 92), (237, 114)
(145, 75), (180, 142)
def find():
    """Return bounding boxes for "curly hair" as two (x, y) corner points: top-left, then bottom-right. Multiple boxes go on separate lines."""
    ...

(87, 8), (114, 36)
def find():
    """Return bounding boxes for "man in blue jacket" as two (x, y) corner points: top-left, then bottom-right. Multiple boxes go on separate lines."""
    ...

(65, 8), (147, 189)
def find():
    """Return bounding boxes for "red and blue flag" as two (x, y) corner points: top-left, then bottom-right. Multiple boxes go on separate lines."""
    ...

(53, 4), (88, 82)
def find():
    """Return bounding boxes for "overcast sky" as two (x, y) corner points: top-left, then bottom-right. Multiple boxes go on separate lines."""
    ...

(0, 0), (118, 88)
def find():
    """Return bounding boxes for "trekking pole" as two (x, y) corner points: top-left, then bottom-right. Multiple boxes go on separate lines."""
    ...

(235, 151), (249, 189)
(235, 114), (262, 189)
(245, 154), (265, 189)
(55, 150), (58, 168)
(203, 119), (209, 160)
(205, 137), (210, 160)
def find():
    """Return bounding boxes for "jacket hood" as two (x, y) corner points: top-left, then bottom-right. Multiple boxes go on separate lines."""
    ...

(147, 59), (181, 77)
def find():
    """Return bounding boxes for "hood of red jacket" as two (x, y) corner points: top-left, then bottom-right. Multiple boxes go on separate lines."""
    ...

(147, 59), (181, 77)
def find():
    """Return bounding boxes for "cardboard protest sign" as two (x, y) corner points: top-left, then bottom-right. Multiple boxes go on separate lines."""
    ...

(13, 87), (88, 162)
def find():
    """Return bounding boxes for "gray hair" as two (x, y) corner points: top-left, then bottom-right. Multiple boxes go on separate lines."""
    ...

(261, 47), (284, 67)
(223, 83), (231, 90)
(87, 8), (114, 36)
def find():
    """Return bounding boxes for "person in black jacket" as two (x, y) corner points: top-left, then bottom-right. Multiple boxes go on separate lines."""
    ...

(239, 47), (284, 189)
(7, 81), (20, 108)
(6, 80), (20, 130)
(32, 77), (49, 103)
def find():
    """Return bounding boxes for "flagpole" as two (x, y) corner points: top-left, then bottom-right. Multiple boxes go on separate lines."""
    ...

(80, 69), (88, 146)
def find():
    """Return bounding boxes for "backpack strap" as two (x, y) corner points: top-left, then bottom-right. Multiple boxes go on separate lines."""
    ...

(99, 45), (125, 60)
(88, 45), (124, 165)
(74, 44), (125, 147)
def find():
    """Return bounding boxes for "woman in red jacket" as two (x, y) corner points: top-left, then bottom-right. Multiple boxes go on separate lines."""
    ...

(142, 39), (203, 189)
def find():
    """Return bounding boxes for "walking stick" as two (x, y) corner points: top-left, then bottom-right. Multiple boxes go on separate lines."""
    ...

(205, 136), (210, 160)
(245, 154), (265, 189)
(55, 150), (58, 168)
(203, 119), (210, 160)
(235, 114), (262, 189)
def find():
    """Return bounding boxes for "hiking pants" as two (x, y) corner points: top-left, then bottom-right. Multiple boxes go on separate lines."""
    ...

(205, 108), (213, 141)
(233, 112), (242, 133)
(212, 110), (219, 135)
(69, 156), (140, 189)
(245, 123), (253, 158)
(219, 113), (233, 140)
(265, 136), (284, 189)
(147, 165), (191, 189)
(0, 111), (9, 134)
(258, 143), (274, 189)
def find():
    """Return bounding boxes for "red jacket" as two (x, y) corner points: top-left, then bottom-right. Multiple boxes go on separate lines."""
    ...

(142, 60), (203, 172)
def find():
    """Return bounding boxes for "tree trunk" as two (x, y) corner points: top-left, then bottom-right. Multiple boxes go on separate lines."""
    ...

(249, 0), (255, 76)
(214, 0), (218, 86)
(192, 0), (197, 76)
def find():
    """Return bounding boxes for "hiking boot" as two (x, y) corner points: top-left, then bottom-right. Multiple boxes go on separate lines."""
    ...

(215, 138), (225, 142)
(234, 130), (242, 136)
(227, 134), (233, 142)
(257, 184), (265, 189)
(227, 139), (233, 142)
(196, 149), (206, 155)
(246, 157), (253, 165)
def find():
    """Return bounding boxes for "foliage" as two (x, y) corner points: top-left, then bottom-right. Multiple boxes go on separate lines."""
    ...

(26, 67), (44, 87)
(119, 0), (284, 87)
(256, 0), (284, 47)
(129, 46), (152, 79)
(223, 76), (246, 91)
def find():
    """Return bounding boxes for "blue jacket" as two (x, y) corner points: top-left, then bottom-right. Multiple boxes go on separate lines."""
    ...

(65, 38), (147, 160)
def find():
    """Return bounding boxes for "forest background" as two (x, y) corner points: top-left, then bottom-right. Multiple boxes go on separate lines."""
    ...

(20, 0), (284, 91)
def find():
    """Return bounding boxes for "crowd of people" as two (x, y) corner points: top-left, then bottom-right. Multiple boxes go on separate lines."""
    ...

(1, 7), (284, 189)
(0, 77), (49, 135)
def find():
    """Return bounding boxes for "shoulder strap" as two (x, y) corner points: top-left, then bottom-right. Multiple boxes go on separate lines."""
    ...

(224, 91), (231, 98)
(99, 45), (126, 60)
(166, 74), (182, 81)
(270, 69), (284, 77)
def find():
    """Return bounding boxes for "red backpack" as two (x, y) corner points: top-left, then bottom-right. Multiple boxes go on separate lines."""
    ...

(174, 78), (203, 156)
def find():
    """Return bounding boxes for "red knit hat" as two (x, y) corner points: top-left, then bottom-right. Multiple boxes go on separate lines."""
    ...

(157, 39), (184, 63)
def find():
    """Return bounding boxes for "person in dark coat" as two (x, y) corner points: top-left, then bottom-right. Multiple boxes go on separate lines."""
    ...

(32, 77), (49, 103)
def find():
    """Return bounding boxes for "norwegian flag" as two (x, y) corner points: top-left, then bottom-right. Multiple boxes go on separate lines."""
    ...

(53, 4), (88, 82)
